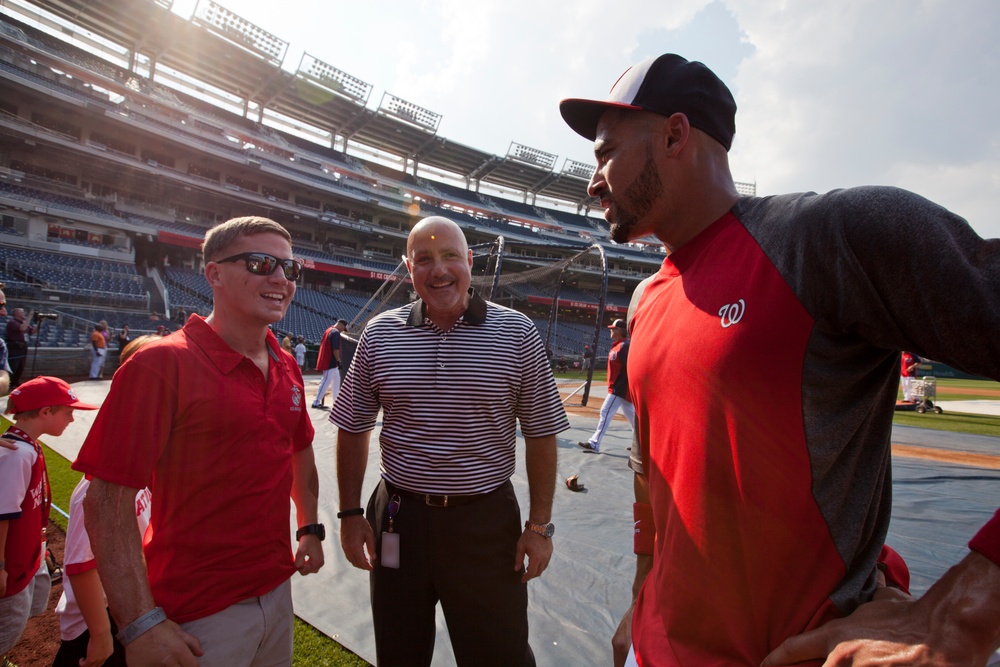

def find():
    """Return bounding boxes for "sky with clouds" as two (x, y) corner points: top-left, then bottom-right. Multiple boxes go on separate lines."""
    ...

(179, 0), (1000, 238)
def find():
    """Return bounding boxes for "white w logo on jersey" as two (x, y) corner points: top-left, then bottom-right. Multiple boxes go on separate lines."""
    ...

(719, 299), (746, 328)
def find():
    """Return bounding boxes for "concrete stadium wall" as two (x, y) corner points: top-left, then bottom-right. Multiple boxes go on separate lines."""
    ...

(16, 346), (114, 382)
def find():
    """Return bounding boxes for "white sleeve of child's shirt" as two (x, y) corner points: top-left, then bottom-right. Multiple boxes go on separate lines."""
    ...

(64, 481), (151, 575)
(57, 477), (99, 642)
(63, 477), (97, 575)
(0, 442), (37, 518)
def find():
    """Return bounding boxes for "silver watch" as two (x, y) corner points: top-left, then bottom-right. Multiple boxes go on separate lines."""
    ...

(524, 521), (555, 538)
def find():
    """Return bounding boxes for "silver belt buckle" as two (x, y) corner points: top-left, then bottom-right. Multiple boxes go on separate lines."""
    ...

(423, 494), (448, 507)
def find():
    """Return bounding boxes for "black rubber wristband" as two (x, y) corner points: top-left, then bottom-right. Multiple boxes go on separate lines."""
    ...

(337, 507), (364, 518)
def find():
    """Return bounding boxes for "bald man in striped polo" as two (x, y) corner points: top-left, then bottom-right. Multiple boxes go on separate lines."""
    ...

(333, 216), (569, 667)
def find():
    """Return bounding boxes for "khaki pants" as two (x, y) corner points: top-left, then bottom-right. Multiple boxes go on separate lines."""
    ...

(180, 578), (292, 667)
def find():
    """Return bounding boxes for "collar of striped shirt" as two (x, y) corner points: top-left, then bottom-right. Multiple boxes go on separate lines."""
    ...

(405, 289), (488, 327)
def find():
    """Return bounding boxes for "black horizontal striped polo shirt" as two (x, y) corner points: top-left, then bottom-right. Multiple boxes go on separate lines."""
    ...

(331, 291), (569, 495)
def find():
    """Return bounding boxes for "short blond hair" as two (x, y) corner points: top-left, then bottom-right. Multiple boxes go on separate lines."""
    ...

(120, 334), (160, 365)
(202, 216), (291, 262)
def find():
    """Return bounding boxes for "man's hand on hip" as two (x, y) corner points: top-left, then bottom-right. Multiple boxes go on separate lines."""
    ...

(125, 620), (203, 667)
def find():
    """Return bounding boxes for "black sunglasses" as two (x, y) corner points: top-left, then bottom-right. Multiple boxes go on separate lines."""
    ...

(216, 252), (303, 281)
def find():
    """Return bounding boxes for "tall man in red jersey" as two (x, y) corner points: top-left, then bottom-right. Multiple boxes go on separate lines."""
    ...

(312, 318), (348, 409)
(561, 54), (1000, 666)
(74, 216), (325, 666)
(578, 318), (634, 453)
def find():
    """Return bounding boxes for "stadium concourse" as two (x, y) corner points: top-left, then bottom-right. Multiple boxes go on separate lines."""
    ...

(40, 377), (1000, 666)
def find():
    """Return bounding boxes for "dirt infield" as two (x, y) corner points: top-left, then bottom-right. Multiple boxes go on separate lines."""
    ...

(891, 444), (1000, 469)
(562, 403), (602, 419)
(937, 386), (1000, 397)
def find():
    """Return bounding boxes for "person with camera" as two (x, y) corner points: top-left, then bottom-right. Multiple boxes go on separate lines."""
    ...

(116, 324), (131, 352)
(5, 307), (35, 387)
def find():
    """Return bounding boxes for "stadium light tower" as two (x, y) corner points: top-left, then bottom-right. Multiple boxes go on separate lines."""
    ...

(297, 53), (373, 104)
(193, 0), (288, 65)
(562, 158), (595, 180)
(506, 143), (557, 171)
(379, 93), (441, 132)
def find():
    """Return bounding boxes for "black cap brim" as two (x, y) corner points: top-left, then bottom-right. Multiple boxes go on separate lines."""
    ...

(560, 98), (643, 141)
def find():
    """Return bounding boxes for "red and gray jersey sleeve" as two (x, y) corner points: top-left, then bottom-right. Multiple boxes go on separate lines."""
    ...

(736, 187), (1000, 610)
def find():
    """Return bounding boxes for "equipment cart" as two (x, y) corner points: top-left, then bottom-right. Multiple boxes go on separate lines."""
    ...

(911, 376), (943, 414)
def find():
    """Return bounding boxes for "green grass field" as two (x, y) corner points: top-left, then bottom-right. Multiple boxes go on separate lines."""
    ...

(30, 376), (1000, 664)
(891, 378), (1000, 437)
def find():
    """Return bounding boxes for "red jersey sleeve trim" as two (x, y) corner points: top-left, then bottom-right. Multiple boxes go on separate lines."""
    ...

(65, 558), (97, 576)
(969, 509), (1000, 566)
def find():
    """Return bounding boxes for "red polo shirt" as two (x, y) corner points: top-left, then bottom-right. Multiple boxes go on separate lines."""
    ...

(74, 315), (314, 623)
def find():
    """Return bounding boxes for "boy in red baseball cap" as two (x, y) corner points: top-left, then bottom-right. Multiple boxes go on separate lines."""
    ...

(0, 376), (97, 664)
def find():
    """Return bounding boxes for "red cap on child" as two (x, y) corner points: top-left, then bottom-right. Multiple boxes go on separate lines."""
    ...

(7, 376), (99, 414)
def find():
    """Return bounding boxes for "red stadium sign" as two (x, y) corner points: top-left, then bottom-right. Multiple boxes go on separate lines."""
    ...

(158, 231), (204, 249)
(525, 295), (625, 314)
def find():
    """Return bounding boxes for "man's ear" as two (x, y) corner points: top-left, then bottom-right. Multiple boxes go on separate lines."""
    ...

(204, 261), (222, 287)
(663, 112), (691, 155)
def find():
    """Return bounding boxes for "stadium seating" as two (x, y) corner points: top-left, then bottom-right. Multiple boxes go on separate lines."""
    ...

(0, 1), (678, 359)
(0, 182), (120, 222)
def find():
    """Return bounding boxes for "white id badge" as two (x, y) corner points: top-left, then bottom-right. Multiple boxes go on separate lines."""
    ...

(381, 532), (400, 569)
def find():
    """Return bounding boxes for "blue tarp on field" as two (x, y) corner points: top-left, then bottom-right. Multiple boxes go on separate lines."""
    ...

(52, 381), (1000, 666)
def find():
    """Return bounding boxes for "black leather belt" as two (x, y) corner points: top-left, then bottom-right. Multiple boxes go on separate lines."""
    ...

(387, 484), (488, 508)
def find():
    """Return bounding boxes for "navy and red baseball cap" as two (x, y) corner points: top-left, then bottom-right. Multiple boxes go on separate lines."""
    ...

(559, 54), (737, 151)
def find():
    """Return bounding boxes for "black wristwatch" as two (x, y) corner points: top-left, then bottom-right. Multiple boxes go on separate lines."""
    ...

(296, 523), (326, 541)
(524, 521), (555, 538)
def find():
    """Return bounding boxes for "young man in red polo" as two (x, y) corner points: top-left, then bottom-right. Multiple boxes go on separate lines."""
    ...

(74, 216), (325, 666)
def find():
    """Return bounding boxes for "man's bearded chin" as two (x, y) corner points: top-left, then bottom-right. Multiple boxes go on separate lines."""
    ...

(610, 215), (636, 244)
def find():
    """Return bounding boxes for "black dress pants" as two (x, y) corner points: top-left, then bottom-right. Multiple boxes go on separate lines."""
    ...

(367, 479), (535, 667)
